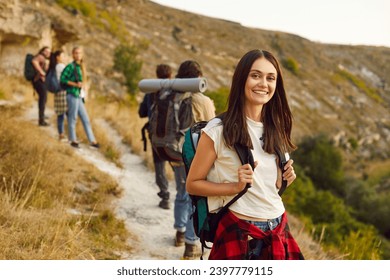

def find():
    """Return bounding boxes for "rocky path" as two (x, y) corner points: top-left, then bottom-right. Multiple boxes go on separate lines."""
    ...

(23, 103), (204, 260)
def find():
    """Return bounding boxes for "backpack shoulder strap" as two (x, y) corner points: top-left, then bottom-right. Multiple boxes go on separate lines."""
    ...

(73, 62), (80, 82)
(275, 149), (290, 196)
(217, 143), (255, 216)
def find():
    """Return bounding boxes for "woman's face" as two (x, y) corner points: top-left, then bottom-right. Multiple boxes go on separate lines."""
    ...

(72, 48), (83, 62)
(42, 48), (51, 59)
(244, 57), (277, 107)
(56, 52), (65, 63)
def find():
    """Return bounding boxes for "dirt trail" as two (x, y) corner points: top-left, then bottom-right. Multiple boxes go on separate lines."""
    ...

(23, 102), (206, 260)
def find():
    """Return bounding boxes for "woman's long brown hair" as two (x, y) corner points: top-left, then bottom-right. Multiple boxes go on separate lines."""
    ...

(72, 46), (88, 82)
(222, 49), (296, 155)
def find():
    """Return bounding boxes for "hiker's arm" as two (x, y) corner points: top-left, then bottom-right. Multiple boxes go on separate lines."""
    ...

(31, 57), (45, 77)
(60, 65), (82, 88)
(186, 133), (253, 196)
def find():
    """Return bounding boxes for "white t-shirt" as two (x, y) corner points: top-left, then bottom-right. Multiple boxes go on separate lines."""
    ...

(202, 117), (285, 219)
(55, 63), (65, 81)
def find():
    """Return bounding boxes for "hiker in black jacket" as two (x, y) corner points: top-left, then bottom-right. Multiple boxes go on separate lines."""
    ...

(138, 64), (172, 209)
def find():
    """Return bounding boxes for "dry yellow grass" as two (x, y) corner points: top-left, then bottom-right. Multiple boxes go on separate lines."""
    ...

(0, 78), (132, 259)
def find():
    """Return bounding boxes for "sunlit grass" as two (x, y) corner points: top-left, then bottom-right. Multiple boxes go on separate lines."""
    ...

(0, 80), (131, 259)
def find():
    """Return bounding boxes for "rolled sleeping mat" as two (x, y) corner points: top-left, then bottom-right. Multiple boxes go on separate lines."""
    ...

(138, 77), (208, 93)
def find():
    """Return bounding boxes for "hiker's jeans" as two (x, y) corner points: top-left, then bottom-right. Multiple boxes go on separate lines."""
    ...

(152, 148), (169, 199)
(32, 79), (47, 123)
(57, 113), (66, 135)
(247, 215), (282, 259)
(67, 94), (96, 143)
(172, 164), (198, 245)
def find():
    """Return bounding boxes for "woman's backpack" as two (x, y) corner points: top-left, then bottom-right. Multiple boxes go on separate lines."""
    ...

(45, 69), (63, 93)
(149, 89), (193, 162)
(24, 54), (36, 81)
(182, 119), (255, 257)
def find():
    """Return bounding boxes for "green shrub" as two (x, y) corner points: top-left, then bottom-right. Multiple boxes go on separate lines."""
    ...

(284, 137), (386, 259)
(282, 57), (300, 75)
(56, 0), (97, 19)
(348, 137), (358, 150)
(113, 43), (145, 95)
(98, 10), (128, 41)
(206, 87), (229, 114)
(335, 69), (383, 103)
(294, 134), (345, 196)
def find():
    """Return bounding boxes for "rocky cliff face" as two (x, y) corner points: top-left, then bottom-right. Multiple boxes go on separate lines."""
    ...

(1, 0), (389, 162)
(0, 0), (51, 75)
(0, 0), (80, 75)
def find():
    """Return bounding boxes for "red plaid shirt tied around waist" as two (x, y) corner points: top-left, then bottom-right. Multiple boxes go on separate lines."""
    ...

(208, 211), (304, 260)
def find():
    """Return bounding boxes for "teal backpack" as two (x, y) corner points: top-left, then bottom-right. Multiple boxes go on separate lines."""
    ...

(182, 117), (290, 257)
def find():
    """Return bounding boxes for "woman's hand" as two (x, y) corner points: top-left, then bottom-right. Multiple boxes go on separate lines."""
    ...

(235, 161), (258, 193)
(276, 159), (296, 189)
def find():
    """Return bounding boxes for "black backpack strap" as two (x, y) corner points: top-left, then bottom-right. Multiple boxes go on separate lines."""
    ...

(275, 149), (290, 196)
(217, 143), (255, 217)
(141, 122), (149, 152)
(73, 62), (80, 82)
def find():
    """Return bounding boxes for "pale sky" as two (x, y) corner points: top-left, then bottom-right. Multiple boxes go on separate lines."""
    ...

(151, 0), (390, 48)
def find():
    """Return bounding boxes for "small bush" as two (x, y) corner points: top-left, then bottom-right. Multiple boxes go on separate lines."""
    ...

(335, 69), (383, 103)
(348, 137), (358, 150)
(56, 0), (97, 19)
(113, 43), (146, 95)
(282, 57), (300, 75)
(206, 87), (229, 114)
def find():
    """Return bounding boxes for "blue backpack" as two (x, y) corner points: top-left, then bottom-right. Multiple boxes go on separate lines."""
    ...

(182, 117), (290, 257)
(45, 69), (63, 93)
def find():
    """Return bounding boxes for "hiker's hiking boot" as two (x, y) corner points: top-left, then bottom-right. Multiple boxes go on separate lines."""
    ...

(175, 231), (185, 247)
(39, 121), (49, 127)
(59, 134), (67, 142)
(159, 199), (170, 209)
(157, 191), (170, 200)
(90, 142), (100, 149)
(182, 243), (201, 260)
(70, 142), (80, 148)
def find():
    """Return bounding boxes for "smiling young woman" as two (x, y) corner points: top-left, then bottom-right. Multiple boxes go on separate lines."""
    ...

(186, 49), (303, 260)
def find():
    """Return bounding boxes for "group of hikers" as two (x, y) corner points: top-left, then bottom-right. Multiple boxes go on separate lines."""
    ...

(30, 46), (99, 149)
(28, 46), (303, 260)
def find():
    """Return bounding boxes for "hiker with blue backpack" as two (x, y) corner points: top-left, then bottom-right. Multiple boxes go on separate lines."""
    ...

(186, 49), (304, 260)
(31, 46), (51, 126)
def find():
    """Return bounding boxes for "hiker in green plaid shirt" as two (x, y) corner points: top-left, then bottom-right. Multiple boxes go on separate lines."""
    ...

(60, 46), (99, 149)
